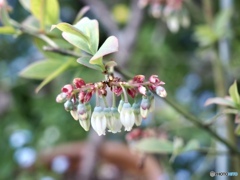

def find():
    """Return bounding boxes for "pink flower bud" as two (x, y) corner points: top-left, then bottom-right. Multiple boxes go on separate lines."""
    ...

(78, 91), (86, 103)
(127, 88), (137, 98)
(61, 84), (73, 97)
(73, 78), (85, 88)
(133, 75), (145, 83)
(84, 91), (92, 103)
(98, 88), (107, 97)
(126, 128), (142, 141)
(113, 86), (123, 96)
(149, 75), (160, 84)
(138, 86), (146, 95)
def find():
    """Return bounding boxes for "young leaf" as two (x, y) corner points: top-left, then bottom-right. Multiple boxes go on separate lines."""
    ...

(135, 138), (173, 154)
(45, 0), (59, 25)
(90, 36), (118, 65)
(19, 60), (63, 80)
(62, 33), (92, 54)
(30, 0), (59, 28)
(229, 81), (240, 105)
(74, 17), (99, 54)
(35, 60), (73, 93)
(204, 97), (236, 108)
(51, 23), (89, 42)
(77, 56), (104, 71)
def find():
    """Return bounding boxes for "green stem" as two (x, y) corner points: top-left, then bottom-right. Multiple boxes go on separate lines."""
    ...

(96, 89), (99, 107)
(163, 96), (240, 155)
(102, 96), (108, 108)
(112, 89), (116, 108)
(120, 83), (128, 103)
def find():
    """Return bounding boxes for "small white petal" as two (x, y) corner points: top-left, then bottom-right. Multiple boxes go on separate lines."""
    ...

(70, 110), (79, 120)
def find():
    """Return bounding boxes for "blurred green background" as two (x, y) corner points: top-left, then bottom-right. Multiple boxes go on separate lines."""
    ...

(0, 0), (240, 179)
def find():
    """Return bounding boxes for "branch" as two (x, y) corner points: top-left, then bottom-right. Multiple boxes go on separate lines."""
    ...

(81, 0), (118, 35)
(116, 0), (144, 68)
(43, 46), (81, 57)
(163, 97), (239, 155)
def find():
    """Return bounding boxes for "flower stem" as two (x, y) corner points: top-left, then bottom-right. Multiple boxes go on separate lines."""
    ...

(96, 90), (99, 107)
(112, 90), (116, 107)
(120, 83), (128, 103)
(102, 96), (109, 108)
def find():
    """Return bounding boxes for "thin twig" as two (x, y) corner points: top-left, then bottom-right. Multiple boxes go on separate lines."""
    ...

(43, 46), (81, 57)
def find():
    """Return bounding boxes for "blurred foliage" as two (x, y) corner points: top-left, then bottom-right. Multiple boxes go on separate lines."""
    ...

(0, 0), (240, 179)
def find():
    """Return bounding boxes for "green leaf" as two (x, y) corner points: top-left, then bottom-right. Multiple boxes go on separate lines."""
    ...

(45, 0), (59, 25)
(135, 138), (173, 154)
(213, 9), (232, 38)
(0, 26), (16, 34)
(51, 22), (89, 42)
(204, 97), (236, 108)
(62, 33), (92, 54)
(194, 25), (217, 47)
(30, 0), (59, 27)
(35, 60), (73, 93)
(90, 36), (118, 65)
(77, 56), (104, 71)
(183, 140), (199, 152)
(229, 81), (240, 105)
(74, 17), (99, 54)
(19, 60), (63, 80)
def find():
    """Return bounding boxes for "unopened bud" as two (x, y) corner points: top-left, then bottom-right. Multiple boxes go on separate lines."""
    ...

(77, 103), (88, 120)
(56, 92), (67, 103)
(132, 102), (142, 126)
(156, 86), (167, 97)
(79, 103), (91, 131)
(140, 97), (150, 119)
(64, 100), (74, 111)
(73, 78), (85, 88)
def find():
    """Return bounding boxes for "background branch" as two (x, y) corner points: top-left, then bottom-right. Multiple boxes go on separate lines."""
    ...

(81, 0), (118, 35)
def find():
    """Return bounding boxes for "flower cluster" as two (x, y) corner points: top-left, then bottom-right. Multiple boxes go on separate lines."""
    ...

(56, 75), (167, 136)
(138, 0), (190, 33)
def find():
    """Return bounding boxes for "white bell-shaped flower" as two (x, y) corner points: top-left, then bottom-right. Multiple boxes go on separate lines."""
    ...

(120, 102), (135, 131)
(140, 97), (150, 119)
(108, 107), (122, 133)
(118, 100), (124, 113)
(91, 106), (106, 136)
(78, 103), (91, 131)
(132, 102), (142, 126)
